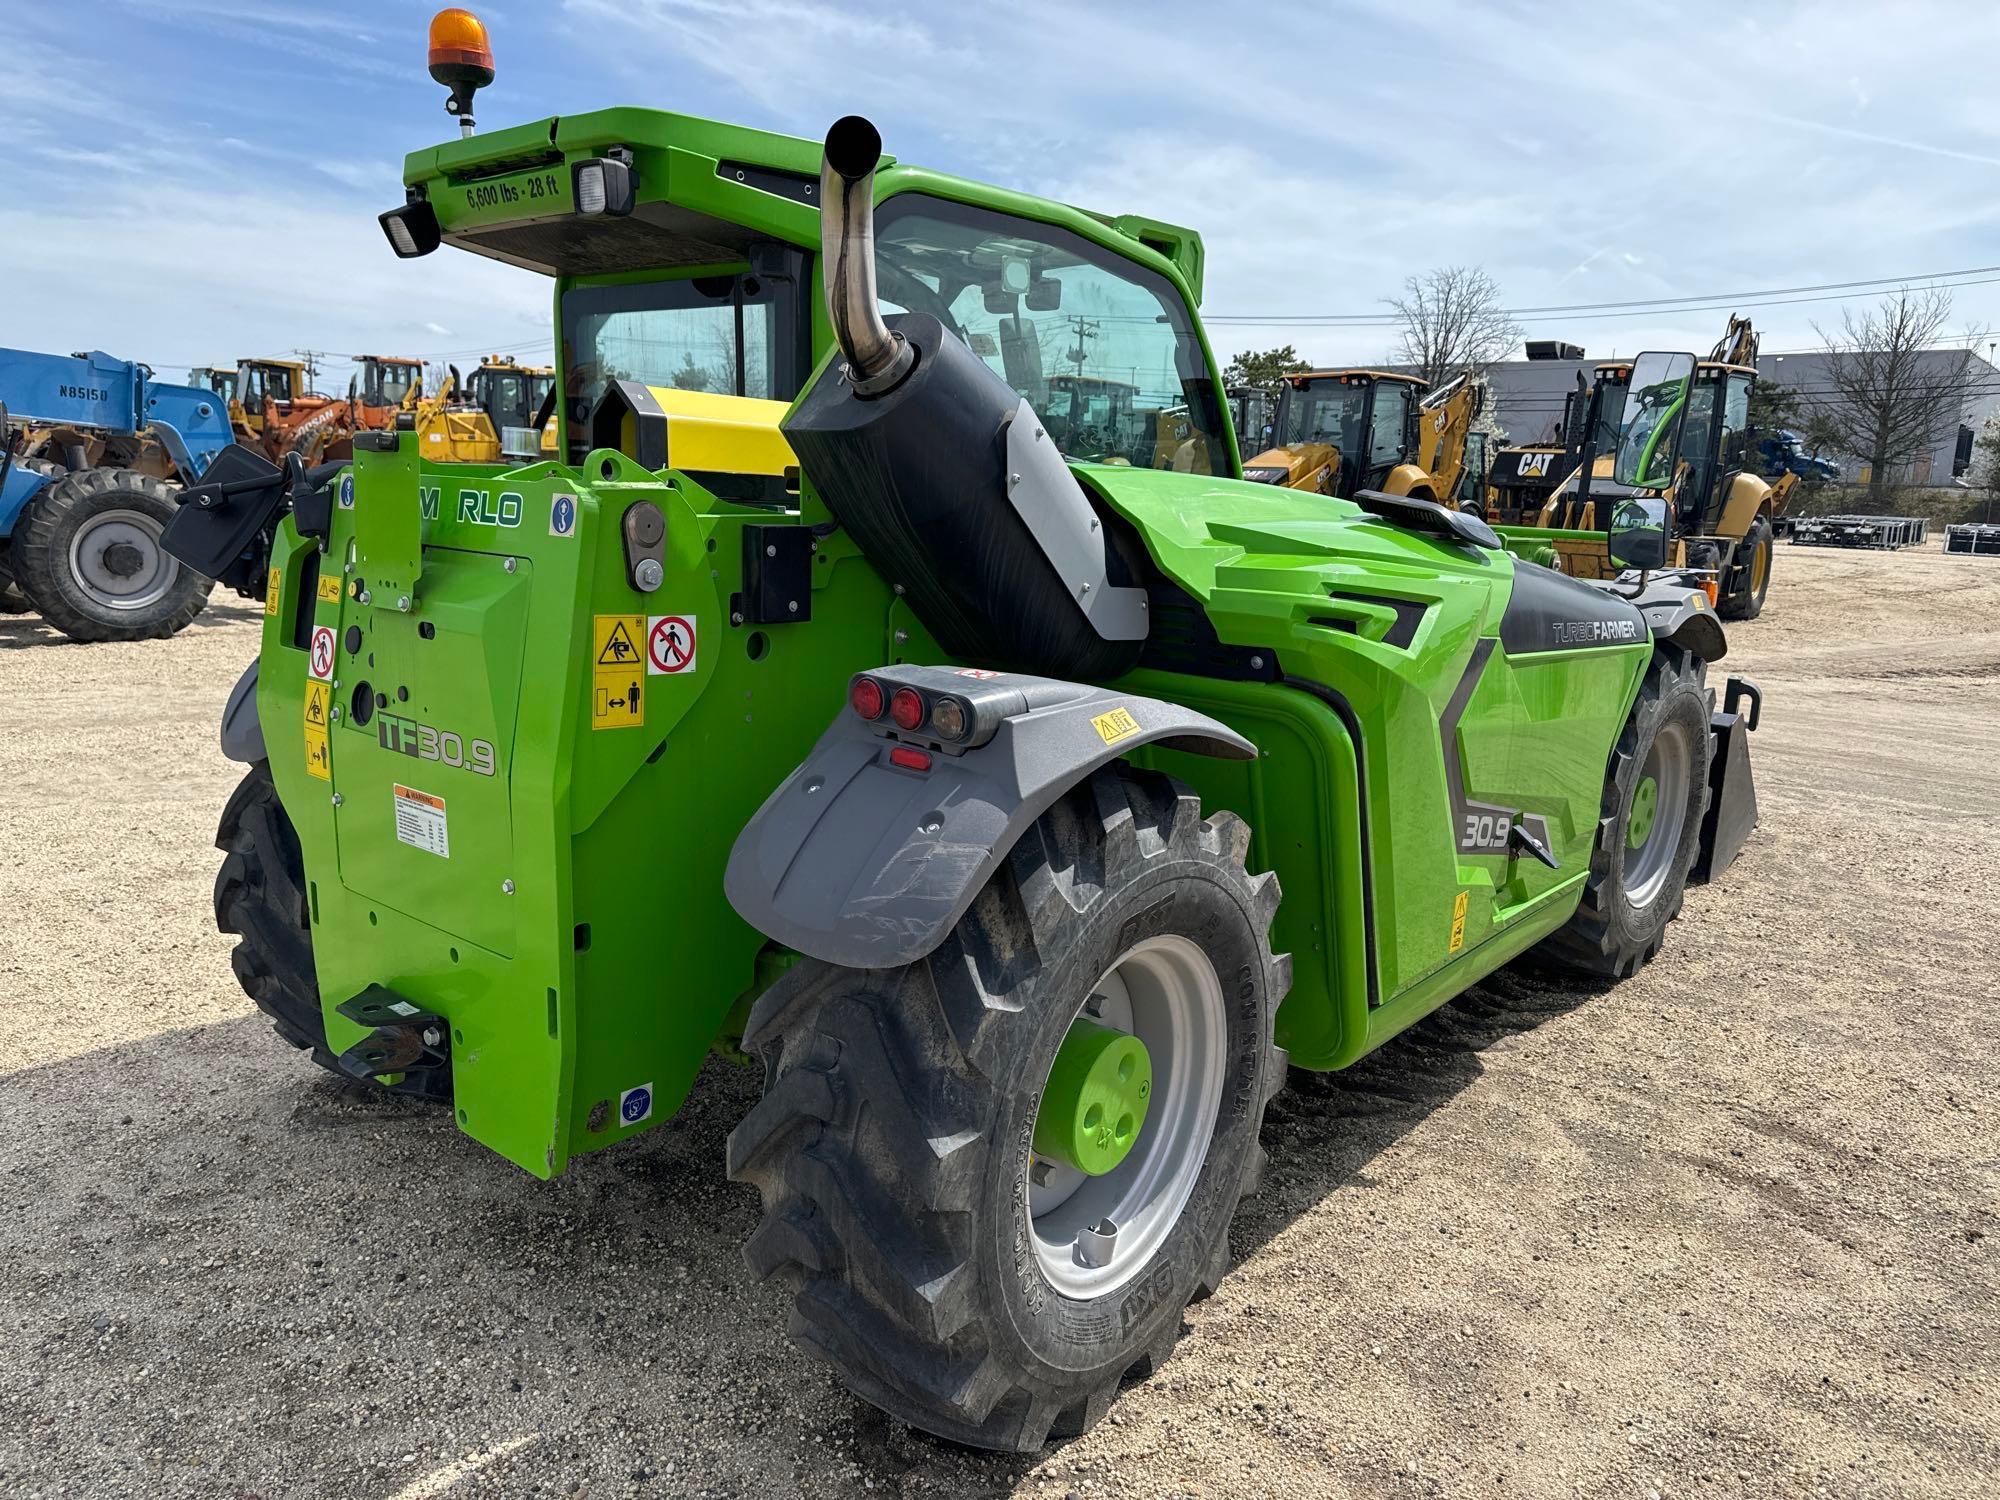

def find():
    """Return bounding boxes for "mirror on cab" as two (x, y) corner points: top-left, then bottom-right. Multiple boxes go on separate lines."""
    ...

(1607, 495), (1672, 572)
(1611, 350), (1696, 490)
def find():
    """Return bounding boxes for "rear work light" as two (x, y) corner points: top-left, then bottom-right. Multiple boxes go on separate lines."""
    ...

(379, 199), (442, 258)
(573, 153), (637, 217)
(850, 675), (885, 720)
(889, 687), (925, 732)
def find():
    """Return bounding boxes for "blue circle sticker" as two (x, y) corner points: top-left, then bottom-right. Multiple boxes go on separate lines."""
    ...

(550, 494), (577, 537)
(338, 472), (355, 509)
(619, 1084), (653, 1125)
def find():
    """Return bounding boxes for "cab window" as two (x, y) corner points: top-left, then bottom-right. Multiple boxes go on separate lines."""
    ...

(1368, 384), (1411, 464)
(1720, 373), (1752, 470)
(872, 195), (1230, 475)
(561, 270), (804, 450)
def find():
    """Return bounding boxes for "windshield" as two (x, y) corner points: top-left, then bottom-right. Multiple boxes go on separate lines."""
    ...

(873, 195), (1229, 474)
(1277, 380), (1366, 455)
(373, 363), (419, 407)
(476, 370), (531, 429)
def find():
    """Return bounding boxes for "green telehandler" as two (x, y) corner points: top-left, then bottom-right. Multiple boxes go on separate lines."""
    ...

(161, 8), (1762, 1452)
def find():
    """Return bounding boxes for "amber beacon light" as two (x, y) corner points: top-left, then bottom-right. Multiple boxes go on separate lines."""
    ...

(428, 9), (495, 136)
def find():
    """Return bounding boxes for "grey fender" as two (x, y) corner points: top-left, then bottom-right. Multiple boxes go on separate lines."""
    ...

(724, 666), (1257, 969)
(221, 658), (265, 764)
(1579, 569), (1726, 663)
(1630, 574), (1728, 662)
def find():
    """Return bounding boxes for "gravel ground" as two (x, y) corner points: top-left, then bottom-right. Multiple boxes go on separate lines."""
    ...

(1, 545), (1995, 1499)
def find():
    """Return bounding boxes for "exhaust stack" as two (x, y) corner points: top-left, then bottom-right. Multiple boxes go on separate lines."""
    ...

(819, 115), (915, 394)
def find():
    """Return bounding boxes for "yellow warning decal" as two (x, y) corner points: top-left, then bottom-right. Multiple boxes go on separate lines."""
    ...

(1090, 706), (1141, 746)
(317, 573), (343, 604)
(1448, 889), (1470, 953)
(265, 566), (283, 618)
(591, 614), (646, 730)
(303, 679), (332, 781)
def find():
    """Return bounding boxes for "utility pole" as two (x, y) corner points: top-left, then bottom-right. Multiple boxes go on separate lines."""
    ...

(293, 348), (336, 393)
(1064, 318), (1100, 379)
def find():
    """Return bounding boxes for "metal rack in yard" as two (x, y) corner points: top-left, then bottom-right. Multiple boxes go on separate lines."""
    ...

(1791, 515), (1929, 549)
(1944, 523), (2000, 556)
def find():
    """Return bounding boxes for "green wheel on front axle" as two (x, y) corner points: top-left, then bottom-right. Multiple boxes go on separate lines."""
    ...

(727, 764), (1290, 1451)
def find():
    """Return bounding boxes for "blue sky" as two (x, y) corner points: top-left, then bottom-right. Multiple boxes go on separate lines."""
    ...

(8, 0), (1999, 386)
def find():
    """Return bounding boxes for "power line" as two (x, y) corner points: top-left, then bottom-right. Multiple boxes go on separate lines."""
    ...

(1199, 263), (2000, 326)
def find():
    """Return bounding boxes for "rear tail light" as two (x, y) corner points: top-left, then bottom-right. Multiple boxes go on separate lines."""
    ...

(889, 745), (933, 772)
(928, 695), (969, 741)
(850, 675), (885, 720)
(889, 687), (925, 731)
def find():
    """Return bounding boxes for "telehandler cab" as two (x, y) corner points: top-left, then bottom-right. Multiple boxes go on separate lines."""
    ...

(164, 7), (1762, 1452)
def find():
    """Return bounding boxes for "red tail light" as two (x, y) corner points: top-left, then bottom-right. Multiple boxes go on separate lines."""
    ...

(850, 676), (885, 719)
(889, 745), (932, 772)
(889, 687), (925, 731)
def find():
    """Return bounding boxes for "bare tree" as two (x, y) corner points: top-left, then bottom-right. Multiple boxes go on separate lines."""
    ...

(1811, 287), (1985, 500)
(1385, 267), (1522, 386)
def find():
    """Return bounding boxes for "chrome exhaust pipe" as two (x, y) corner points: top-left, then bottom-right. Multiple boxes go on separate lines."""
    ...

(820, 115), (914, 394)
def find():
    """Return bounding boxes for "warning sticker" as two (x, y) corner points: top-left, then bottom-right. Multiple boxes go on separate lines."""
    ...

(955, 668), (1003, 680)
(595, 614), (643, 668)
(591, 614), (646, 731)
(1448, 890), (1470, 953)
(308, 624), (336, 681)
(392, 783), (450, 858)
(303, 680), (332, 782)
(1090, 706), (1141, 746)
(646, 615), (696, 675)
(317, 573), (342, 604)
(265, 566), (283, 618)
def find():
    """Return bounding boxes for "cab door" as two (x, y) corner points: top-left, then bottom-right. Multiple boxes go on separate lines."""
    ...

(1362, 383), (1413, 491)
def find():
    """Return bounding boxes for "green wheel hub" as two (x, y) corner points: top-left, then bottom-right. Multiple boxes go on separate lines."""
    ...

(1627, 774), (1659, 849)
(1032, 1018), (1153, 1177)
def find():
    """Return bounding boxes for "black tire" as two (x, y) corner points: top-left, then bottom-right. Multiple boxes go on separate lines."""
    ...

(1719, 514), (1773, 621)
(216, 763), (451, 1100)
(728, 765), (1290, 1450)
(0, 550), (31, 614)
(13, 468), (212, 642)
(1, 460), (63, 613)
(1539, 646), (1712, 978)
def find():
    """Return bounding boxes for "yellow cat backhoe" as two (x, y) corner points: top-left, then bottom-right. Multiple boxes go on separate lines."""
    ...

(1242, 368), (1485, 505)
(1521, 317), (1789, 620)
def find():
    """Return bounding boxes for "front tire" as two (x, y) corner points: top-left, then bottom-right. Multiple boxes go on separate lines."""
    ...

(728, 765), (1289, 1450)
(13, 468), (212, 641)
(1719, 514), (1773, 620)
(1539, 646), (1712, 978)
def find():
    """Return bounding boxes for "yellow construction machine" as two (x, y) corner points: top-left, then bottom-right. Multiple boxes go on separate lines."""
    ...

(1242, 368), (1485, 505)
(1521, 317), (1788, 619)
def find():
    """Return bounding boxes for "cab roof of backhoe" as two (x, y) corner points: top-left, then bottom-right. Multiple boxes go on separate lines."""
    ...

(400, 106), (1208, 300)
(1591, 360), (1759, 381)
(1285, 369), (1428, 387)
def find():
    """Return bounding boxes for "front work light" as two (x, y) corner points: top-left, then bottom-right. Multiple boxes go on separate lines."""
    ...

(573, 154), (637, 217)
(379, 198), (443, 258)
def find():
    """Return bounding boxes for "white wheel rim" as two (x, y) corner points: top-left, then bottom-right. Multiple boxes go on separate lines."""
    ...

(1027, 934), (1226, 1300)
(1626, 720), (1693, 908)
(67, 508), (177, 611)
